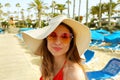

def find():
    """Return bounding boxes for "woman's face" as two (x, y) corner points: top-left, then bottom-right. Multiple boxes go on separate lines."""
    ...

(47, 24), (72, 57)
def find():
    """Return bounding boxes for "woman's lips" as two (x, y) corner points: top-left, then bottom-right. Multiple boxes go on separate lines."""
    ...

(53, 47), (62, 51)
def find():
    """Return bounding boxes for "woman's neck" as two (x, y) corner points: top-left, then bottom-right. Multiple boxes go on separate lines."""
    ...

(54, 55), (66, 69)
(53, 55), (66, 76)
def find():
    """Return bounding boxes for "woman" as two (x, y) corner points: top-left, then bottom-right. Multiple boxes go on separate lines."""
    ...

(22, 15), (91, 80)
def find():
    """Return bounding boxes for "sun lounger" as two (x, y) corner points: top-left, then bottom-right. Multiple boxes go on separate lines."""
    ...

(86, 58), (120, 80)
(84, 49), (95, 63)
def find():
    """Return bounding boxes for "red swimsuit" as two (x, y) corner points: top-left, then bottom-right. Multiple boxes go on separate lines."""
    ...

(40, 61), (66, 80)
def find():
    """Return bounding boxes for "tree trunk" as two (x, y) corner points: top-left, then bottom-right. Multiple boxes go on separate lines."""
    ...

(108, 0), (112, 27)
(98, 0), (102, 28)
(73, 0), (76, 19)
(78, 0), (81, 22)
(86, 0), (88, 26)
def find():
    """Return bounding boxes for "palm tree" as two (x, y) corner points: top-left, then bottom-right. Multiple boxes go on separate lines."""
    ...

(29, 0), (43, 27)
(73, 0), (76, 19)
(5, 3), (11, 18)
(90, 6), (99, 18)
(42, 6), (49, 16)
(50, 0), (56, 17)
(0, 3), (2, 8)
(16, 3), (21, 27)
(108, 0), (112, 27)
(21, 9), (24, 20)
(55, 4), (67, 14)
(0, 10), (3, 20)
(98, 0), (102, 27)
(16, 3), (21, 20)
(78, 0), (81, 21)
(13, 11), (17, 20)
(0, 3), (3, 20)
(66, 0), (71, 18)
(117, 0), (120, 14)
(27, 8), (31, 19)
(5, 3), (11, 11)
(118, 0), (120, 3)
(86, 0), (89, 26)
(102, 1), (117, 27)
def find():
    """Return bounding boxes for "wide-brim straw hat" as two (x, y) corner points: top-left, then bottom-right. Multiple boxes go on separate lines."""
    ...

(22, 15), (91, 58)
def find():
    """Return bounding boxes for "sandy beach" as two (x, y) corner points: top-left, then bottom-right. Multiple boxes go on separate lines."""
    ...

(0, 33), (120, 80)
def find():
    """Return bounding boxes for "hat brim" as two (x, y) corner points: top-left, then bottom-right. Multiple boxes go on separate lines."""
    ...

(22, 16), (91, 57)
(63, 19), (91, 56)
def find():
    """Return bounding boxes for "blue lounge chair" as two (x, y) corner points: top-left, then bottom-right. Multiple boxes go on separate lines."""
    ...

(86, 58), (120, 80)
(100, 43), (120, 52)
(84, 49), (95, 63)
(90, 40), (102, 47)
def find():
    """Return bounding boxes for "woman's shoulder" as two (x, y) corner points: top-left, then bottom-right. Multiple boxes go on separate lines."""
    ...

(64, 61), (86, 80)
(65, 60), (83, 69)
(66, 62), (83, 73)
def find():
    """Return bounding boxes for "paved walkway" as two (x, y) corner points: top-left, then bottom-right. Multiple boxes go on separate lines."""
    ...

(0, 33), (40, 80)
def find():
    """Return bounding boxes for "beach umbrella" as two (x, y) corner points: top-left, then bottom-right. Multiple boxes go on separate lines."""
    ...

(90, 30), (104, 41)
(104, 31), (120, 43)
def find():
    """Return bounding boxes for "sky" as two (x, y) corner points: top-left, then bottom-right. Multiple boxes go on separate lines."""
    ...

(0, 0), (118, 22)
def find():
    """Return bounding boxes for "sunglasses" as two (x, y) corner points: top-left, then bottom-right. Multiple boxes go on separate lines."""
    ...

(47, 32), (73, 44)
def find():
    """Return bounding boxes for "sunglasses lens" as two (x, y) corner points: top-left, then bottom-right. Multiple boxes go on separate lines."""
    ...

(47, 32), (72, 43)
(61, 33), (71, 43)
(47, 32), (57, 40)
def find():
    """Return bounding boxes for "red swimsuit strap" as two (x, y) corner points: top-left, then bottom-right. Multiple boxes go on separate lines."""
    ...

(61, 60), (67, 69)
(40, 60), (67, 80)
(53, 60), (67, 80)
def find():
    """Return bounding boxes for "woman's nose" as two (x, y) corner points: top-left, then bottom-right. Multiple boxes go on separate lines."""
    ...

(55, 37), (61, 44)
